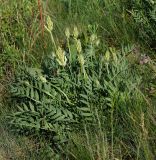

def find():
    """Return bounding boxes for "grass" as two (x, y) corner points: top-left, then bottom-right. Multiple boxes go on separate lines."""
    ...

(0, 0), (156, 159)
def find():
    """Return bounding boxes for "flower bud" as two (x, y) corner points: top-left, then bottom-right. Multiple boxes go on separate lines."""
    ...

(65, 28), (70, 39)
(78, 54), (85, 66)
(76, 39), (82, 53)
(95, 79), (100, 88)
(73, 26), (79, 39)
(104, 50), (110, 62)
(90, 34), (97, 42)
(96, 39), (100, 46)
(39, 76), (47, 83)
(47, 16), (53, 31)
(56, 47), (67, 66)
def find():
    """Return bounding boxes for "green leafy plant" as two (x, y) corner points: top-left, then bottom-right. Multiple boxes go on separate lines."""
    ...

(7, 15), (156, 159)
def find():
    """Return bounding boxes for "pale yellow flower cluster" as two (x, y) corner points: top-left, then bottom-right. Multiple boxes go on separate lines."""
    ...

(56, 47), (67, 67)
(73, 26), (79, 39)
(45, 16), (53, 32)
(104, 47), (118, 63)
(65, 28), (70, 39)
(76, 39), (82, 54)
(90, 34), (100, 46)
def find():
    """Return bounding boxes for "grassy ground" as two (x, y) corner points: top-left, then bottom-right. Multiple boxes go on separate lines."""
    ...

(0, 0), (156, 159)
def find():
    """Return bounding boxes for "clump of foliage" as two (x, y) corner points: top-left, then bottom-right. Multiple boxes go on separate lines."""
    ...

(8, 17), (156, 159)
(1, 0), (156, 159)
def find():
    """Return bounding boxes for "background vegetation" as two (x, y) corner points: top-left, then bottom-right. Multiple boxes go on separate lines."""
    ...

(0, 0), (156, 159)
